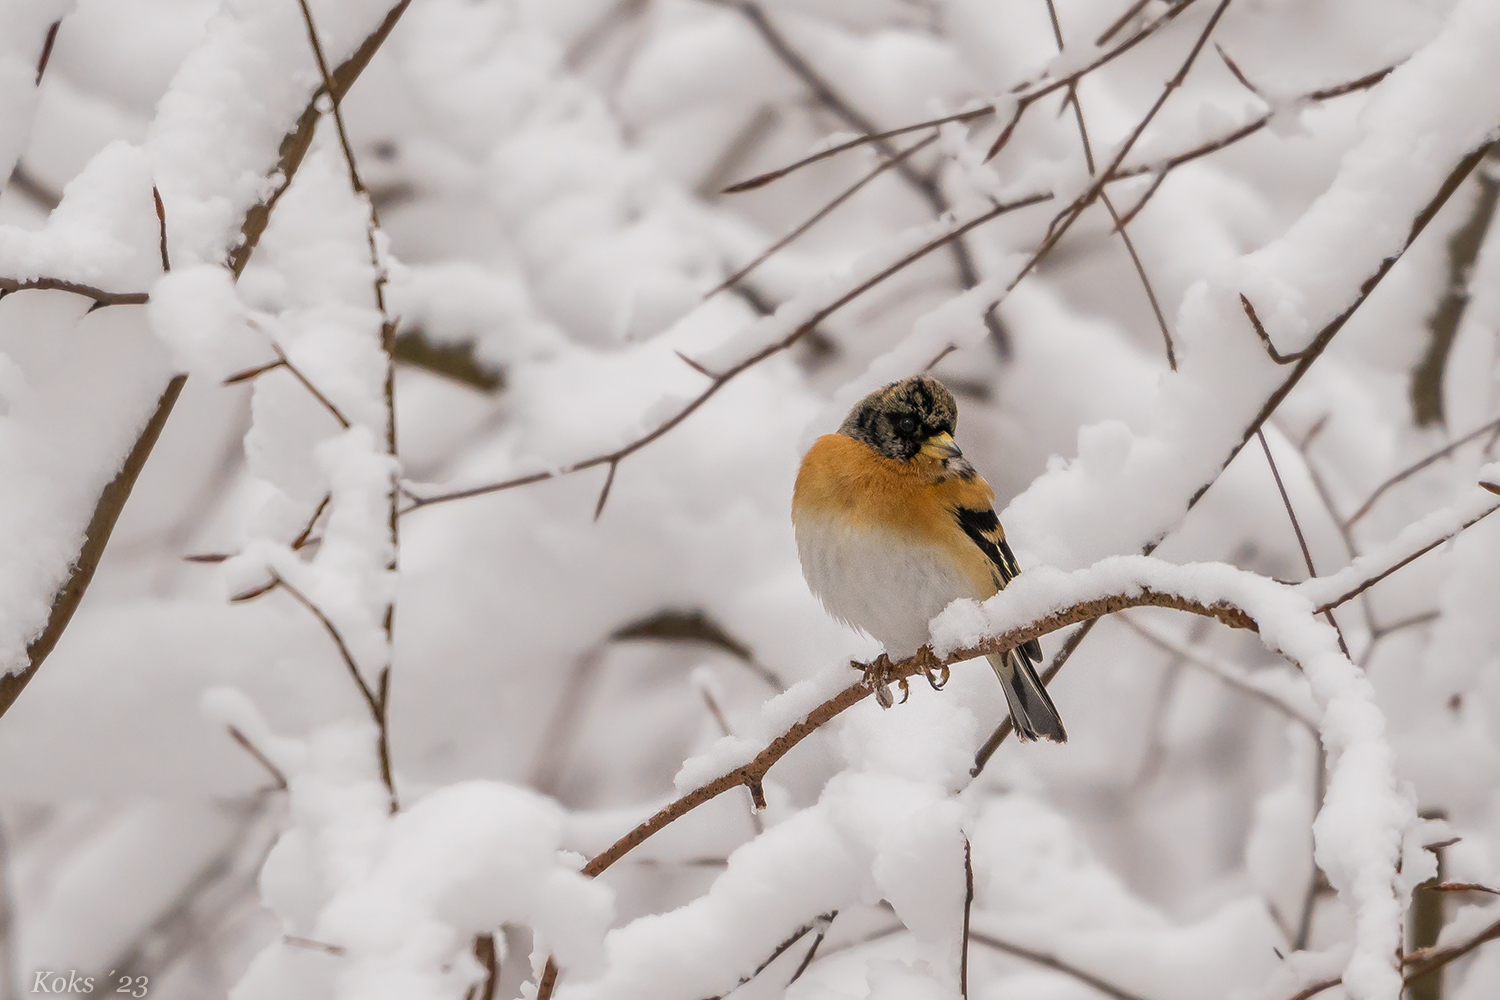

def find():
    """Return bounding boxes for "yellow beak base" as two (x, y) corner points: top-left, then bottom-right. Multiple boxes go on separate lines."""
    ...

(919, 432), (961, 460)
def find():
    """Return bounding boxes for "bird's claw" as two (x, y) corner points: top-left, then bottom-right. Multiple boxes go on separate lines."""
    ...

(922, 660), (950, 692)
(854, 653), (900, 709)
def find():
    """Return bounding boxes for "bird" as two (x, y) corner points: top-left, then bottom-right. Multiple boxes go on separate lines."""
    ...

(791, 375), (1066, 742)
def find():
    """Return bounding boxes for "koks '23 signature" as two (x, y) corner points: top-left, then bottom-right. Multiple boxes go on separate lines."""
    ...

(31, 971), (148, 996)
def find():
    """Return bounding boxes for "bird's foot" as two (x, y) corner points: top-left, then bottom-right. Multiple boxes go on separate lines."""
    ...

(914, 647), (949, 691)
(853, 653), (903, 708)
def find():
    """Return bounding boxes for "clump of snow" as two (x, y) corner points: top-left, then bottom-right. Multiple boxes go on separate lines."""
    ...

(148, 263), (269, 379)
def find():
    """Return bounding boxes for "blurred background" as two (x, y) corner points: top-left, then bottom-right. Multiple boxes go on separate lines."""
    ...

(0, 0), (1497, 997)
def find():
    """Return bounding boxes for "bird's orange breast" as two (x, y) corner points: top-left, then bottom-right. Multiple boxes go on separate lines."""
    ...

(792, 433), (1002, 594)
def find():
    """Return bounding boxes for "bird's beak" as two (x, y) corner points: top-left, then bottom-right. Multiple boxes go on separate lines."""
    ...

(919, 432), (962, 460)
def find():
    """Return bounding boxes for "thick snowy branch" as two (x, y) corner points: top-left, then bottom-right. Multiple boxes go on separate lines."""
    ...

(537, 556), (1407, 1000)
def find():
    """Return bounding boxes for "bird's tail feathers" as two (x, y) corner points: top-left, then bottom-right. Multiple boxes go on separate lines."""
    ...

(987, 650), (1066, 743)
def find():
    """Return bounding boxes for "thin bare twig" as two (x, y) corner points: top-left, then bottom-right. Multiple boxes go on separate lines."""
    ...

(0, 277), (147, 307)
(222, 359), (288, 385)
(271, 343), (351, 429)
(1118, 614), (1317, 729)
(226, 726), (289, 791)
(297, 0), (402, 821)
(1044, 0), (1176, 369)
(229, 0), (414, 277)
(786, 917), (831, 987)
(284, 935), (346, 956)
(1258, 429), (1350, 657)
(465, 933), (499, 1000)
(1193, 139), (1497, 511)
(1096, 0), (1155, 46)
(406, 191), (1052, 513)
(698, 684), (764, 834)
(1314, 503), (1500, 613)
(719, 0), (1008, 349)
(1285, 419), (1380, 643)
(0, 374), (185, 719)
(1004, 0), (1234, 302)
(701, 912), (837, 1000)
(971, 620), (1095, 777)
(961, 838), (974, 1000)
(723, 0), (1203, 192)
(710, 133), (938, 297)
(34, 21), (60, 85)
(1214, 43), (1260, 96)
(152, 187), (171, 273)
(970, 932), (1153, 1000)
(1427, 881), (1500, 894)
(1110, 65), (1397, 227)
(1279, 913), (1500, 1000)
(1347, 415), (1500, 527)
(274, 573), (396, 811)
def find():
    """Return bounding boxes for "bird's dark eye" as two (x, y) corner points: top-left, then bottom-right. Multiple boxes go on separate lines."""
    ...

(896, 416), (917, 435)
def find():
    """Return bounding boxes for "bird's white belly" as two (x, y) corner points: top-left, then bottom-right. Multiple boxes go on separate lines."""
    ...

(795, 514), (975, 659)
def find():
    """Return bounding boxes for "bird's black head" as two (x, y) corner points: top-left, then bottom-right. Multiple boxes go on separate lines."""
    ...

(838, 375), (959, 461)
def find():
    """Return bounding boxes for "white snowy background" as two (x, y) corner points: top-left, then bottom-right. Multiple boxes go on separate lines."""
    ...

(0, 1), (1497, 999)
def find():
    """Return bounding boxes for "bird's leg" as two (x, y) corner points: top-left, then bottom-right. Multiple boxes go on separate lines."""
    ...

(853, 652), (897, 708)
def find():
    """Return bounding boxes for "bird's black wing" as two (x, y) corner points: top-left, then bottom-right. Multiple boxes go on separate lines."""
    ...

(953, 506), (1044, 664)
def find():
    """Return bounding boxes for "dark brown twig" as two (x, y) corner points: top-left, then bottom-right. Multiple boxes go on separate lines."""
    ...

(710, 133), (939, 297)
(1313, 503), (1500, 613)
(700, 912), (837, 1000)
(720, 0), (1008, 350)
(1096, 0), (1155, 46)
(1193, 139), (1496, 512)
(986, 0), (1211, 161)
(961, 838), (974, 1000)
(271, 343), (351, 429)
(970, 932), (1153, 1000)
(1347, 415), (1500, 527)
(152, 187), (170, 273)
(1044, 0), (1176, 369)
(722, 0), (1202, 193)
(1278, 913), (1500, 1000)
(1003, 0), (1233, 302)
(0, 374), (185, 720)
(1257, 429), (1350, 657)
(283, 935), (346, 956)
(1214, 43), (1260, 96)
(1427, 881), (1500, 894)
(971, 619), (1095, 777)
(274, 573), (396, 811)
(0, 276), (147, 307)
(1241, 295), (1305, 365)
(465, 933), (499, 1000)
(222, 359), (288, 385)
(293, 494), (331, 550)
(1111, 64), (1397, 227)
(229, 0), (413, 277)
(786, 915), (832, 987)
(699, 684), (764, 835)
(226, 725), (289, 791)
(34, 21), (60, 85)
